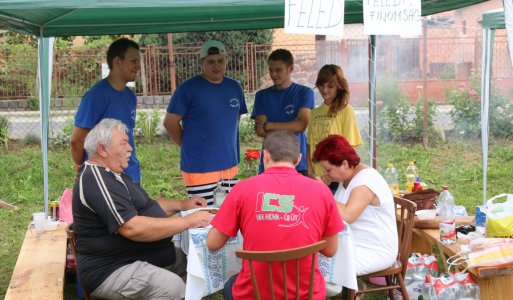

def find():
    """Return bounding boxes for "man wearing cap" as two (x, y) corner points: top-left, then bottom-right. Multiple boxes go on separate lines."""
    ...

(164, 40), (247, 205)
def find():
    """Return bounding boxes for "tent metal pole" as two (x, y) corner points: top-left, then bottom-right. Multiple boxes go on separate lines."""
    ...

(368, 35), (377, 169)
(480, 27), (493, 205)
(37, 35), (54, 216)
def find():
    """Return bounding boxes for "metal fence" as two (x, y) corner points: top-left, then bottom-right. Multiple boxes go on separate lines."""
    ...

(1, 34), (512, 104)
(1, 18), (512, 143)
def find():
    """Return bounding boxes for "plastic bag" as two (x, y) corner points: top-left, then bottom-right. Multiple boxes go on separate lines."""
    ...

(467, 237), (513, 268)
(404, 253), (439, 299)
(421, 272), (479, 300)
(59, 188), (73, 224)
(486, 194), (513, 238)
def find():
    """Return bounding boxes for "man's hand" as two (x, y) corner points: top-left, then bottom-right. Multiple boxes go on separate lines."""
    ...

(254, 120), (266, 137)
(185, 211), (212, 228)
(181, 196), (207, 210)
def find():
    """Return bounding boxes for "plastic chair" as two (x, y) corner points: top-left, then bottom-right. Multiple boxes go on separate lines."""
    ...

(235, 240), (327, 300)
(348, 196), (417, 300)
(65, 224), (95, 300)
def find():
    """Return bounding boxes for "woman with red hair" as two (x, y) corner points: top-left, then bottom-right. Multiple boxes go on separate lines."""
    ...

(313, 135), (398, 277)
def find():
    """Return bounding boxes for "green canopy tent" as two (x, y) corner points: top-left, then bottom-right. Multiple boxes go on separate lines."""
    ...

(481, 8), (506, 204)
(0, 0), (489, 214)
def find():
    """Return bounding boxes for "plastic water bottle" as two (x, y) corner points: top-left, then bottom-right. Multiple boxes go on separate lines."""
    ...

(384, 164), (400, 197)
(213, 182), (226, 208)
(406, 161), (418, 193)
(438, 186), (456, 245)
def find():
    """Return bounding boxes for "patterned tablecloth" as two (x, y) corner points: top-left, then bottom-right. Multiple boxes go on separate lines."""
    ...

(175, 210), (357, 300)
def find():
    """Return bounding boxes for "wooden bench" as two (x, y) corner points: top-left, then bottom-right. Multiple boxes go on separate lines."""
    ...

(411, 226), (513, 300)
(5, 222), (68, 300)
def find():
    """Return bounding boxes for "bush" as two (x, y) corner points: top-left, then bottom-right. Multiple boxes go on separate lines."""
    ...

(445, 74), (481, 138)
(239, 98), (259, 145)
(488, 86), (513, 139)
(135, 110), (161, 144)
(22, 133), (41, 146)
(379, 100), (413, 142)
(446, 72), (513, 139)
(413, 98), (442, 143)
(0, 42), (38, 99)
(28, 96), (39, 111)
(50, 118), (74, 148)
(376, 77), (438, 143)
(0, 115), (10, 150)
(239, 115), (258, 145)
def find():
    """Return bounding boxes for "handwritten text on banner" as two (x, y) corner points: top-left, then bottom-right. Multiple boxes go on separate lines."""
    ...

(284, 0), (345, 36)
(364, 0), (421, 36)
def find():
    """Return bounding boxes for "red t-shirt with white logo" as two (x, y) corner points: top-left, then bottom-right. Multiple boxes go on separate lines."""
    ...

(211, 166), (344, 299)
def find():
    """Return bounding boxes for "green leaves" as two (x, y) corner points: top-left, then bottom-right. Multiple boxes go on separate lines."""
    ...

(135, 110), (162, 144)
(0, 116), (10, 150)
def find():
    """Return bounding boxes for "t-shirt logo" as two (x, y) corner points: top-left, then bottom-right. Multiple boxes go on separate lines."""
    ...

(255, 192), (309, 228)
(229, 98), (240, 108)
(284, 104), (295, 115)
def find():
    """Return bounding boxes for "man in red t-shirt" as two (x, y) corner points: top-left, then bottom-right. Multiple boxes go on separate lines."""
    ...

(207, 130), (343, 300)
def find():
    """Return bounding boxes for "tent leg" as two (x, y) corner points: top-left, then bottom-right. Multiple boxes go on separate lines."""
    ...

(38, 36), (55, 216)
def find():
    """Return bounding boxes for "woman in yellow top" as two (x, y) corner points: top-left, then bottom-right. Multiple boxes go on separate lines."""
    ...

(307, 64), (362, 192)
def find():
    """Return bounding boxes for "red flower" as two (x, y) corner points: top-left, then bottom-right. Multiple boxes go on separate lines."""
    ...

(469, 89), (478, 100)
(245, 149), (260, 160)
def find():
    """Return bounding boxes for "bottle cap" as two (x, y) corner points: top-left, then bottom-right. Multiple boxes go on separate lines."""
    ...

(388, 163), (393, 168)
(415, 177), (421, 182)
(443, 186), (449, 190)
(409, 161), (415, 166)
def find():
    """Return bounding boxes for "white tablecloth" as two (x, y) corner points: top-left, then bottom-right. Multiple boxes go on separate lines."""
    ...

(320, 223), (358, 296)
(175, 211), (357, 300)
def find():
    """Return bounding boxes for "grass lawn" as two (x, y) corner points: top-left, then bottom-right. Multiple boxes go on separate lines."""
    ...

(1, 137), (512, 299)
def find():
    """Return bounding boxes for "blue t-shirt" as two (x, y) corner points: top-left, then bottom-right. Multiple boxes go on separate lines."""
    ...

(167, 75), (247, 173)
(251, 82), (314, 172)
(74, 79), (141, 183)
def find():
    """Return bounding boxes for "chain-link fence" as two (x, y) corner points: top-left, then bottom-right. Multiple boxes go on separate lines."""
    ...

(0, 0), (510, 158)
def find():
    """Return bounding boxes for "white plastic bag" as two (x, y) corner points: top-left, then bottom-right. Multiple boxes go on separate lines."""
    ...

(486, 194), (513, 238)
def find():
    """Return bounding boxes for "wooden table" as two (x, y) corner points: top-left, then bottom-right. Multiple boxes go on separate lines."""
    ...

(411, 226), (513, 300)
(5, 222), (68, 300)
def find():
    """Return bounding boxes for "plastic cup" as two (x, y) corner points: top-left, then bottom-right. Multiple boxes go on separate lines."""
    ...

(33, 212), (46, 234)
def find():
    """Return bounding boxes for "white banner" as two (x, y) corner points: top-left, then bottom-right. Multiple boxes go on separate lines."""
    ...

(284, 0), (345, 36)
(505, 0), (513, 69)
(364, 0), (421, 36)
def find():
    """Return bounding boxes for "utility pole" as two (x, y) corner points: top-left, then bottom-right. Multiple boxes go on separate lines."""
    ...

(167, 33), (176, 94)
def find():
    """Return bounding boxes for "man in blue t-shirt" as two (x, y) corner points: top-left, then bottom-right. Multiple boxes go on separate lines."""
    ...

(251, 49), (315, 175)
(71, 38), (142, 183)
(164, 40), (247, 205)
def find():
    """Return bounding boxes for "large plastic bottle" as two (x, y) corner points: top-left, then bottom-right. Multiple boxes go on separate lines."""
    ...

(384, 164), (400, 197)
(406, 161), (418, 193)
(213, 182), (226, 208)
(438, 186), (456, 245)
